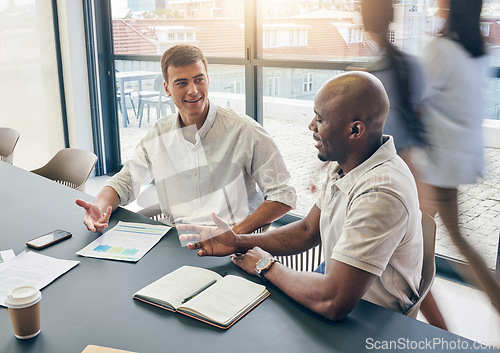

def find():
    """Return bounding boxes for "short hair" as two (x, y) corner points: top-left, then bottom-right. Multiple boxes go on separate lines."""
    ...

(161, 44), (208, 83)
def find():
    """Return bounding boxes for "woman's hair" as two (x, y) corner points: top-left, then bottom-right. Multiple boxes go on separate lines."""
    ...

(360, 0), (392, 36)
(361, 0), (426, 144)
(446, 0), (485, 57)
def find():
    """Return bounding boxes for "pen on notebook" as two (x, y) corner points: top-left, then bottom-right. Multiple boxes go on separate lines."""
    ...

(181, 279), (217, 304)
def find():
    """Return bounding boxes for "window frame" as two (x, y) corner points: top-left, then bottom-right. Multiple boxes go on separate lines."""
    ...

(88, 0), (500, 281)
(303, 72), (314, 93)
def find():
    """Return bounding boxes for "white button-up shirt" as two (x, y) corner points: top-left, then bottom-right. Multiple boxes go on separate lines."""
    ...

(107, 102), (296, 226)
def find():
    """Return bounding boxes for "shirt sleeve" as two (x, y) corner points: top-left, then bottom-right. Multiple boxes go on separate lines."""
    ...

(331, 190), (409, 276)
(244, 123), (297, 209)
(105, 141), (153, 206)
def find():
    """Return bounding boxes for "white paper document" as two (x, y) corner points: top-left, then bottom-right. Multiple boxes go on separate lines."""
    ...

(0, 251), (79, 307)
(76, 221), (171, 262)
(0, 249), (15, 267)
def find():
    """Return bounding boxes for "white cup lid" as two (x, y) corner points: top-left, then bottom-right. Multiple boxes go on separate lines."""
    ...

(5, 286), (41, 309)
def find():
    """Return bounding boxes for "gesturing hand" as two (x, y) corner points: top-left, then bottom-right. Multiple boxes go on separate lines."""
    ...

(75, 199), (112, 233)
(177, 213), (239, 257)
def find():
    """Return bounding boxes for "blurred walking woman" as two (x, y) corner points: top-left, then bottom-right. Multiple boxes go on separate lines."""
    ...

(418, 0), (500, 315)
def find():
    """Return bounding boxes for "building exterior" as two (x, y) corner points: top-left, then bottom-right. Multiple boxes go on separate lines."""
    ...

(112, 1), (500, 118)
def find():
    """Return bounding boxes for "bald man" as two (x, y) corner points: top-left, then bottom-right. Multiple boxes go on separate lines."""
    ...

(178, 72), (424, 321)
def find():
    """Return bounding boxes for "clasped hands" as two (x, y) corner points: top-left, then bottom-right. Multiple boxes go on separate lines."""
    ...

(177, 212), (273, 277)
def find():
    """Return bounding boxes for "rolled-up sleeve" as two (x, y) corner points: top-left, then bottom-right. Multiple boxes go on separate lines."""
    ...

(105, 143), (153, 206)
(246, 124), (297, 209)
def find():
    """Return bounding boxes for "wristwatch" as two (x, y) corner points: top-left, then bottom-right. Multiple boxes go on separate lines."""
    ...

(255, 257), (279, 280)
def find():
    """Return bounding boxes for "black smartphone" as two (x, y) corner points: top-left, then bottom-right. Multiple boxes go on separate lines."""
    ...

(26, 229), (72, 249)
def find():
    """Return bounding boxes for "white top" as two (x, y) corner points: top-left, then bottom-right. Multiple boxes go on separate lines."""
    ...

(107, 102), (296, 226)
(418, 36), (490, 188)
(368, 48), (425, 152)
(316, 136), (423, 314)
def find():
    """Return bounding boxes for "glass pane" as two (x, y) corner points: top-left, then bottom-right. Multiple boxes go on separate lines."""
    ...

(259, 1), (500, 63)
(111, 0), (245, 58)
(0, 0), (65, 170)
(207, 64), (246, 112)
(115, 59), (162, 162)
(260, 1), (374, 62)
(117, 62), (245, 162)
(262, 64), (499, 270)
(484, 0), (500, 122)
(261, 67), (344, 217)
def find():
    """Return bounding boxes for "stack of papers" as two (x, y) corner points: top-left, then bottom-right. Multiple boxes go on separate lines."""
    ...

(0, 222), (169, 307)
(0, 251), (79, 307)
(76, 221), (171, 262)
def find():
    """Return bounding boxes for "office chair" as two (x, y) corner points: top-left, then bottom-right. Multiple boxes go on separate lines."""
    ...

(31, 148), (98, 192)
(406, 212), (437, 318)
(137, 204), (167, 223)
(0, 127), (20, 164)
(115, 69), (137, 121)
(137, 75), (176, 127)
(275, 243), (323, 272)
(117, 90), (136, 124)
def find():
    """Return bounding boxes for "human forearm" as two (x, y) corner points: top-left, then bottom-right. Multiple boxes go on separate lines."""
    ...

(234, 215), (320, 256)
(257, 258), (375, 321)
(179, 207), (320, 259)
(93, 186), (121, 213)
(263, 263), (351, 321)
(75, 186), (120, 233)
(232, 200), (291, 235)
(232, 246), (357, 321)
(265, 263), (342, 318)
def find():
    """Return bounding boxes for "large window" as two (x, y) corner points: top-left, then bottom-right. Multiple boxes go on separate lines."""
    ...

(0, 0), (66, 170)
(112, 0), (245, 58)
(102, 0), (500, 272)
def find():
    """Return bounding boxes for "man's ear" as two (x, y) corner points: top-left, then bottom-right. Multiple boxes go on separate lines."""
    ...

(164, 81), (171, 97)
(349, 121), (365, 139)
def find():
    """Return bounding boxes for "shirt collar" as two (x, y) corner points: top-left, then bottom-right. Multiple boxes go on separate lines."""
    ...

(175, 100), (216, 142)
(333, 135), (396, 194)
(197, 100), (216, 140)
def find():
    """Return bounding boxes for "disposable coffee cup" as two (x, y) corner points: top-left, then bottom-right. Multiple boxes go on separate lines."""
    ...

(5, 286), (42, 339)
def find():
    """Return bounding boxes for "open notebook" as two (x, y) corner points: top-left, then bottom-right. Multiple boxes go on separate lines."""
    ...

(133, 265), (269, 329)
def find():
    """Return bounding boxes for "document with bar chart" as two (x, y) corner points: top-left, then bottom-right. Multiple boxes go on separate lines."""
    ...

(76, 222), (171, 262)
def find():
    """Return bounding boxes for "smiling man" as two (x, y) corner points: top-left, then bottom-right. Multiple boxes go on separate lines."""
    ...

(76, 44), (296, 234)
(178, 71), (424, 320)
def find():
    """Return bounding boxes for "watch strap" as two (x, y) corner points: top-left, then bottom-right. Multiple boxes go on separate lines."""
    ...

(255, 257), (280, 280)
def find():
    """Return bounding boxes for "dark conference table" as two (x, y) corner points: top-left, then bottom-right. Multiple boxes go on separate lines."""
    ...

(0, 162), (497, 353)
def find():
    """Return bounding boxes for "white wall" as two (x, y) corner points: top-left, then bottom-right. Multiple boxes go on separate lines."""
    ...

(483, 119), (500, 148)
